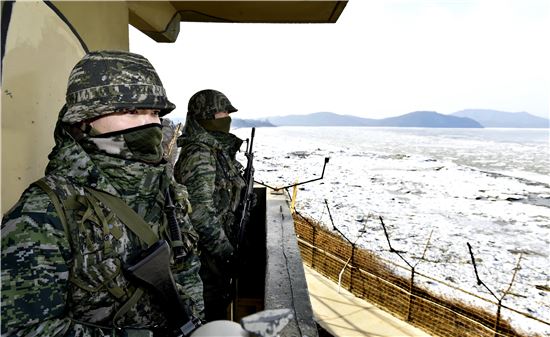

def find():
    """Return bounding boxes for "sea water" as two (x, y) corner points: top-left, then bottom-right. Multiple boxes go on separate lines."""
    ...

(232, 126), (550, 335)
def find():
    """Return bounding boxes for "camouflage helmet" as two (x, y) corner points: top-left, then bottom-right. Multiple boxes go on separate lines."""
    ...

(187, 89), (237, 120)
(63, 50), (175, 123)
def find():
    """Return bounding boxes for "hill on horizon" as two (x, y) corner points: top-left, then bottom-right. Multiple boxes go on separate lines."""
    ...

(170, 109), (548, 129)
(452, 109), (549, 128)
(267, 112), (375, 126)
(267, 111), (482, 128)
(373, 111), (482, 128)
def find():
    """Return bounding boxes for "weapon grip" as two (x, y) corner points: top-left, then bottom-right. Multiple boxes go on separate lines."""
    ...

(126, 240), (200, 335)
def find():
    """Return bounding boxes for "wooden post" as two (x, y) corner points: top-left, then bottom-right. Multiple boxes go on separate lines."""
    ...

(407, 267), (415, 321)
(494, 300), (502, 337)
(311, 224), (316, 269)
(349, 245), (356, 293)
(290, 179), (298, 214)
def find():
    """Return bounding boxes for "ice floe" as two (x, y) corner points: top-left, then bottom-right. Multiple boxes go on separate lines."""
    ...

(233, 126), (550, 336)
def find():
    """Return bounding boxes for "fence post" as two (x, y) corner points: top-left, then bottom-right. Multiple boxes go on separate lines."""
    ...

(349, 244), (356, 293)
(494, 299), (502, 337)
(323, 199), (369, 295)
(407, 266), (416, 321)
(379, 217), (433, 322)
(467, 244), (523, 337)
(495, 253), (522, 337)
(311, 223), (316, 269)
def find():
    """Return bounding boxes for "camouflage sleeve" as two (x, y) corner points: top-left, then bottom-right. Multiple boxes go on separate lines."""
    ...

(174, 144), (234, 258)
(1, 186), (73, 336)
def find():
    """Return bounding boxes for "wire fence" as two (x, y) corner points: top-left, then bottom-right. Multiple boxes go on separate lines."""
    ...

(292, 210), (549, 337)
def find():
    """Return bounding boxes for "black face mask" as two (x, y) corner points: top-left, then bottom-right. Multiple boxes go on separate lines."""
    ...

(81, 123), (164, 163)
(198, 116), (232, 133)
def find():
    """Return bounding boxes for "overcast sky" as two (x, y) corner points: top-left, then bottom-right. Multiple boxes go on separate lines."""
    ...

(129, 0), (549, 120)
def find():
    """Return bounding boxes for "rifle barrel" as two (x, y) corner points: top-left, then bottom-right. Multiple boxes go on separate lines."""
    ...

(249, 127), (255, 152)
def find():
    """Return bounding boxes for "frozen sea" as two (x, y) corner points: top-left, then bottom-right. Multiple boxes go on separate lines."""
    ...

(232, 126), (550, 336)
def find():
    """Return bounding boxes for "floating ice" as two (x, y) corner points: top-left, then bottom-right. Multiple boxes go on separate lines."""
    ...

(233, 126), (550, 336)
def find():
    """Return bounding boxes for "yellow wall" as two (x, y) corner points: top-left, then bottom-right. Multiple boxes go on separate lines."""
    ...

(1, 1), (129, 214)
(53, 1), (129, 51)
(1, 1), (346, 214)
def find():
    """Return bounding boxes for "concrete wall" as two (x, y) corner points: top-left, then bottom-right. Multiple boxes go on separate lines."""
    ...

(1, 1), (129, 214)
(265, 191), (318, 337)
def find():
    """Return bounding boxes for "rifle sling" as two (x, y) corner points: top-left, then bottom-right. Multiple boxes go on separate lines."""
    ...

(36, 183), (167, 326)
(84, 187), (158, 247)
(112, 288), (144, 326)
(34, 179), (71, 245)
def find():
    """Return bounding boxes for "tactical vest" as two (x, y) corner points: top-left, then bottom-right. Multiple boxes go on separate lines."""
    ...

(34, 175), (199, 335)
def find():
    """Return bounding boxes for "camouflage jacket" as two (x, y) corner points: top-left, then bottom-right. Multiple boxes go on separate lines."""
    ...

(1, 120), (203, 337)
(174, 119), (246, 260)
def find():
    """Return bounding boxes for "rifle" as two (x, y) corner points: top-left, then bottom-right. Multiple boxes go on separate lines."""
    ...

(235, 127), (255, 256)
(126, 240), (202, 336)
(164, 121), (183, 161)
(164, 190), (193, 263)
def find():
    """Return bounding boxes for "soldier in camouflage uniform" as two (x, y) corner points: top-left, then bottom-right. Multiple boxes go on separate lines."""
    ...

(174, 89), (246, 321)
(1, 51), (203, 337)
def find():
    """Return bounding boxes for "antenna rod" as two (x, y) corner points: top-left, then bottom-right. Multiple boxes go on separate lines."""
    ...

(256, 157), (330, 191)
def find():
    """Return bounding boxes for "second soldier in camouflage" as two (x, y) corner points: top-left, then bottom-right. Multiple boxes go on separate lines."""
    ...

(174, 89), (246, 321)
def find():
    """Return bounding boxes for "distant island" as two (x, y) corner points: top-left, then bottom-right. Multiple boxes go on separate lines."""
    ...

(170, 110), (549, 128)
(232, 118), (275, 128)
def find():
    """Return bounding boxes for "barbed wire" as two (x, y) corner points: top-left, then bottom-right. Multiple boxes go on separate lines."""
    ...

(291, 207), (549, 334)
